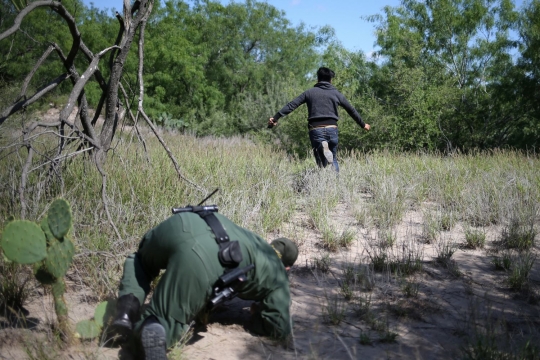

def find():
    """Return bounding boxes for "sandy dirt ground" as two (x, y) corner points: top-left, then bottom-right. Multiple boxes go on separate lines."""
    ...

(1, 199), (539, 360)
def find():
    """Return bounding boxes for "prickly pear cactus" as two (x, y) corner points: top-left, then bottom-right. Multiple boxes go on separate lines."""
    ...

(75, 299), (116, 340)
(76, 319), (102, 340)
(47, 199), (72, 240)
(40, 216), (55, 244)
(44, 237), (75, 279)
(94, 299), (116, 328)
(0, 198), (76, 344)
(1, 220), (47, 264)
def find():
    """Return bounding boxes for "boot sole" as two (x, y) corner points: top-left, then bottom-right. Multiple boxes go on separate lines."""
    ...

(321, 141), (333, 164)
(141, 321), (167, 360)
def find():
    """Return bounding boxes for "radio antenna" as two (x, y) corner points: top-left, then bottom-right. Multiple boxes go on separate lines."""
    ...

(198, 188), (219, 206)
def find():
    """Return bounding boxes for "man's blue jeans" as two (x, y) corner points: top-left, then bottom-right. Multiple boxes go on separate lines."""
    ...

(309, 127), (339, 172)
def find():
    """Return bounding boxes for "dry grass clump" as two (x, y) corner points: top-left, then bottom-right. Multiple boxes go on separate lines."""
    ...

(464, 227), (487, 249)
(321, 291), (347, 326)
(506, 252), (537, 291)
(434, 236), (460, 277)
(0, 262), (33, 319)
(500, 218), (537, 251)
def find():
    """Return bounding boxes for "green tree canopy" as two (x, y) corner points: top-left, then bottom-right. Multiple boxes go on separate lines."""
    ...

(368, 0), (522, 150)
(142, 0), (322, 131)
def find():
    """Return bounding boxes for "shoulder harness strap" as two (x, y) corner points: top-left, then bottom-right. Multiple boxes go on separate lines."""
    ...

(173, 206), (242, 267)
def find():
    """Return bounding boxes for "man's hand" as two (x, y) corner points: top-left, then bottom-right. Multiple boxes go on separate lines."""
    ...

(267, 118), (277, 128)
(364, 123), (371, 131)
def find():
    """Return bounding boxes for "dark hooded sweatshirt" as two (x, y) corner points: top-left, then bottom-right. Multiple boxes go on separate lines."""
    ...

(272, 81), (366, 129)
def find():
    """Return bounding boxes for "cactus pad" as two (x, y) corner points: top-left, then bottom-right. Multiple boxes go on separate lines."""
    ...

(44, 237), (75, 279)
(94, 299), (116, 328)
(47, 199), (72, 239)
(40, 216), (55, 244)
(1, 220), (47, 264)
(75, 319), (101, 339)
(51, 278), (66, 298)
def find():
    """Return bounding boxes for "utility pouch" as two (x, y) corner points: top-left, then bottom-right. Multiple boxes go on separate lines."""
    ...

(218, 241), (243, 267)
(198, 210), (243, 267)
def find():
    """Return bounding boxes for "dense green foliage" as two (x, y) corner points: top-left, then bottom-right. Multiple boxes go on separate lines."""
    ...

(1, 0), (539, 152)
(367, 0), (529, 150)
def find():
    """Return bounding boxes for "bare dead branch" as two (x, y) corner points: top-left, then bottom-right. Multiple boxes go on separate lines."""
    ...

(109, 12), (125, 80)
(32, 4), (107, 96)
(119, 83), (149, 158)
(52, 0), (134, 242)
(1, 2), (104, 96)
(23, 118), (102, 150)
(100, 0), (153, 155)
(19, 145), (34, 220)
(0, 1), (61, 41)
(25, 120), (60, 133)
(50, 43), (97, 143)
(93, 152), (122, 241)
(30, 147), (94, 173)
(1, 1), (123, 237)
(132, 15), (205, 193)
(139, 110), (205, 191)
(59, 119), (102, 149)
(0, 73), (70, 125)
(75, 43), (108, 94)
(1, 141), (41, 152)
(123, 0), (132, 26)
(1, 0), (108, 134)
(14, 111), (99, 157)
(135, 18), (204, 193)
(131, 0), (141, 16)
(18, 45), (55, 102)
(92, 9), (125, 133)
(59, 45), (120, 126)
(2, 0), (177, 238)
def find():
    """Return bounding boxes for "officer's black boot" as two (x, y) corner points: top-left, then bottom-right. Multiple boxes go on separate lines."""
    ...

(140, 315), (167, 360)
(111, 293), (140, 341)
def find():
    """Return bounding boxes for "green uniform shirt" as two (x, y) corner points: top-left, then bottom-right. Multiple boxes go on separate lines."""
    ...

(119, 212), (291, 346)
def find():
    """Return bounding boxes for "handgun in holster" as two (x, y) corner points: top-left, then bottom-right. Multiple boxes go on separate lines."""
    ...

(209, 264), (255, 309)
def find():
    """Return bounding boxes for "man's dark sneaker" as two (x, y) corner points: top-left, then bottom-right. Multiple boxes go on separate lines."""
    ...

(321, 141), (333, 164)
(140, 316), (167, 360)
(110, 294), (140, 342)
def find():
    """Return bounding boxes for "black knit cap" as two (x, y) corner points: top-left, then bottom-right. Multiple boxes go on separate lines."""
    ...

(271, 238), (299, 267)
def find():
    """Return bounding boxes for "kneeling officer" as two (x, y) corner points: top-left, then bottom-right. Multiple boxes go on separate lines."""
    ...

(111, 206), (298, 360)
